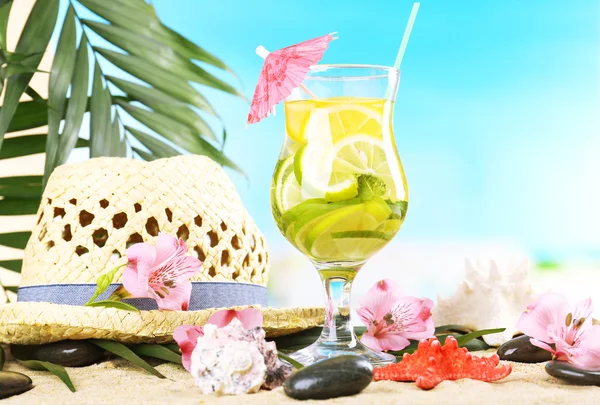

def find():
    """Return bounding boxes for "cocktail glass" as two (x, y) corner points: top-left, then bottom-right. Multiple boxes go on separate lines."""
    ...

(270, 65), (407, 366)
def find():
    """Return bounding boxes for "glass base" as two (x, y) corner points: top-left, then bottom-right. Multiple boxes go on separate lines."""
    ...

(288, 338), (396, 367)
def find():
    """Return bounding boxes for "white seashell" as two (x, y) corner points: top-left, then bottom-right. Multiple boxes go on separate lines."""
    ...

(432, 258), (536, 346)
(190, 321), (266, 395)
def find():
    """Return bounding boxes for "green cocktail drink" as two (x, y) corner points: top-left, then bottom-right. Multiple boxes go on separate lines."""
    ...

(269, 65), (408, 366)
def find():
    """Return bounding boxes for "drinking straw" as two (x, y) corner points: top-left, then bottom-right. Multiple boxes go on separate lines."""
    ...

(393, 2), (420, 70)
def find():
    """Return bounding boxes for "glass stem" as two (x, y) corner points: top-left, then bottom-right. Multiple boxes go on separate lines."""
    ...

(316, 264), (361, 347)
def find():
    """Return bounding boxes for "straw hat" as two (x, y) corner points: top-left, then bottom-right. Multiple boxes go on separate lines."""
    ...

(0, 156), (323, 344)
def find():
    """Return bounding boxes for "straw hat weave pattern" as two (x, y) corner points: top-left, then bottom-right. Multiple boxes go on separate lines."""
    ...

(0, 156), (323, 344)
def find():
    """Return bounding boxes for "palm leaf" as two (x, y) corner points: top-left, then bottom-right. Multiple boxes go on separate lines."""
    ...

(0, 198), (40, 215)
(0, 175), (42, 198)
(0, 1), (13, 50)
(78, 0), (231, 71)
(0, 0), (59, 147)
(82, 20), (241, 97)
(126, 127), (180, 159)
(0, 135), (87, 160)
(0, 259), (21, 273)
(0, 232), (31, 249)
(95, 47), (216, 114)
(45, 5), (77, 179)
(107, 76), (218, 142)
(52, 35), (89, 174)
(89, 63), (114, 158)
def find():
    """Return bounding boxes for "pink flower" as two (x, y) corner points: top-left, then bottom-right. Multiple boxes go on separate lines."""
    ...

(357, 279), (435, 352)
(173, 325), (204, 371)
(173, 308), (263, 372)
(123, 233), (201, 311)
(516, 292), (600, 370)
(205, 308), (264, 330)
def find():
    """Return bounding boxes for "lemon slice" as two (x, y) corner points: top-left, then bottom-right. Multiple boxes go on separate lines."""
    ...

(330, 135), (397, 199)
(285, 98), (385, 144)
(293, 144), (359, 203)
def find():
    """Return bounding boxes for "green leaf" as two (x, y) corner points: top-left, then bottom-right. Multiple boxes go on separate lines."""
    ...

(89, 63), (114, 158)
(388, 328), (506, 358)
(3, 100), (46, 132)
(78, 0), (231, 71)
(126, 127), (180, 159)
(85, 300), (140, 312)
(164, 344), (180, 354)
(95, 48), (215, 113)
(272, 327), (321, 351)
(0, 232), (30, 249)
(0, 259), (21, 273)
(53, 35), (89, 171)
(455, 328), (506, 347)
(25, 86), (45, 104)
(45, 6), (76, 180)
(107, 76), (217, 140)
(85, 263), (126, 305)
(117, 101), (201, 152)
(3, 51), (43, 64)
(18, 360), (76, 392)
(434, 324), (474, 335)
(1, 63), (47, 79)
(0, 1), (13, 50)
(158, 24), (232, 72)
(89, 339), (166, 379)
(118, 101), (241, 173)
(110, 111), (127, 157)
(0, 176), (42, 198)
(277, 352), (304, 370)
(0, 135), (88, 160)
(0, 0), (58, 148)
(82, 20), (240, 98)
(132, 147), (157, 162)
(3, 285), (17, 293)
(131, 344), (182, 364)
(0, 198), (40, 215)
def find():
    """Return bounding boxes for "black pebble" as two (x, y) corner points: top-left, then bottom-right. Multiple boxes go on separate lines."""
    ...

(545, 361), (600, 386)
(11, 340), (104, 367)
(497, 335), (552, 363)
(0, 371), (33, 399)
(284, 355), (373, 400)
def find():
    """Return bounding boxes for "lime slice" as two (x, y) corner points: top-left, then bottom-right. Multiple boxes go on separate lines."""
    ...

(303, 197), (392, 260)
(272, 155), (303, 215)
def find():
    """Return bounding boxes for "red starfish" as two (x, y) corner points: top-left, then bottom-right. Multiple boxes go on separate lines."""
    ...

(373, 336), (512, 390)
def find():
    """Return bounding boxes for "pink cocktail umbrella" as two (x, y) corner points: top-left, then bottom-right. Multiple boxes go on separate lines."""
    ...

(247, 33), (337, 125)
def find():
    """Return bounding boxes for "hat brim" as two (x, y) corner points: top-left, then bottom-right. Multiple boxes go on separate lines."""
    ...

(0, 302), (324, 345)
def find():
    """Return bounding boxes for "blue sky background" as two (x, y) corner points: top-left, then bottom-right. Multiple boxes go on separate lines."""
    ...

(148, 0), (600, 263)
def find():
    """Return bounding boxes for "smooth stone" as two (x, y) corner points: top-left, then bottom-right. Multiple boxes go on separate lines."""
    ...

(497, 335), (552, 363)
(284, 355), (373, 400)
(0, 371), (33, 399)
(545, 361), (600, 386)
(11, 340), (104, 367)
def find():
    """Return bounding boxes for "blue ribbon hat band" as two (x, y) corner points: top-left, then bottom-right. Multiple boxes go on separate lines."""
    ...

(17, 282), (268, 311)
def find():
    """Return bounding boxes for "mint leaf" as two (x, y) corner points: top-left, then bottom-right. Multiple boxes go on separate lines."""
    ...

(356, 175), (386, 201)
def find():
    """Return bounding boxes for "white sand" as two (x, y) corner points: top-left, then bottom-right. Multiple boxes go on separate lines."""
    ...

(3, 350), (600, 405)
